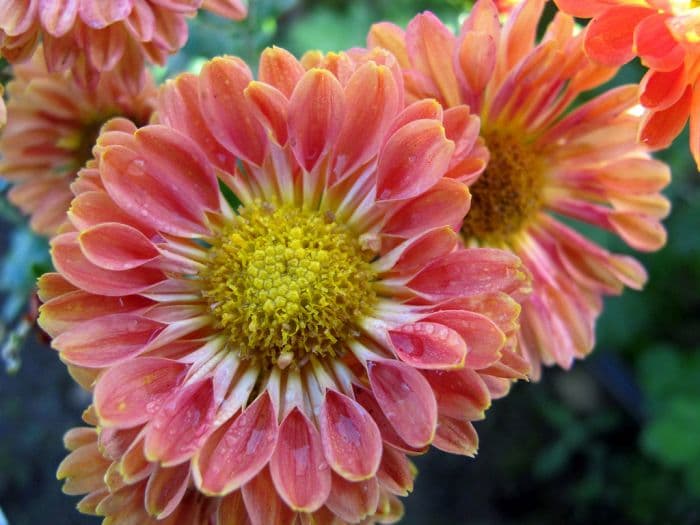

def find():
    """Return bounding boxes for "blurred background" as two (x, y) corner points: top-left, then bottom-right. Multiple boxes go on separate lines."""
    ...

(1, 1), (700, 524)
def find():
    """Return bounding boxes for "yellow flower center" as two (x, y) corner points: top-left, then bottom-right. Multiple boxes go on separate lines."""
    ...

(56, 118), (108, 172)
(201, 201), (377, 368)
(670, 0), (700, 14)
(461, 129), (546, 245)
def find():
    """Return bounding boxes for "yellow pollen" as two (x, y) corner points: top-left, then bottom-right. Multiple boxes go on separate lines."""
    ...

(461, 129), (546, 245)
(201, 201), (377, 368)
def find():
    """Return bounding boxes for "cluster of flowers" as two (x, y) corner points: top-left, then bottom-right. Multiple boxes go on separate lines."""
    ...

(0, 0), (687, 523)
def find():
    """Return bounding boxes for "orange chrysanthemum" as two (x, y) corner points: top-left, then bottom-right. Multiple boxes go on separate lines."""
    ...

(0, 0), (247, 91)
(0, 47), (156, 236)
(369, 0), (670, 377)
(555, 0), (700, 167)
(58, 410), (409, 525)
(39, 47), (531, 523)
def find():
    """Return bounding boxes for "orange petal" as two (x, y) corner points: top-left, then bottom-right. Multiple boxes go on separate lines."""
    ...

(432, 415), (478, 456)
(639, 86), (692, 149)
(424, 368), (491, 421)
(585, 6), (654, 66)
(634, 12), (685, 72)
(288, 69), (345, 172)
(405, 12), (460, 107)
(241, 468), (295, 525)
(325, 474), (379, 523)
(200, 57), (267, 165)
(259, 46), (305, 99)
(332, 62), (401, 180)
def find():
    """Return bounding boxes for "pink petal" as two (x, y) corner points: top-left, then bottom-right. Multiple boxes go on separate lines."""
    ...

(319, 390), (382, 481)
(288, 69), (345, 172)
(387, 227), (459, 276)
(200, 57), (268, 166)
(388, 322), (467, 369)
(270, 408), (331, 512)
(407, 248), (528, 301)
(38, 290), (152, 338)
(158, 73), (238, 174)
(94, 357), (187, 427)
(79, 223), (159, 271)
(144, 379), (216, 466)
(382, 178), (471, 238)
(52, 314), (165, 367)
(79, 0), (132, 28)
(244, 81), (289, 146)
(52, 233), (165, 296)
(194, 392), (278, 495)
(145, 463), (190, 519)
(367, 360), (437, 448)
(38, 0), (78, 36)
(423, 310), (505, 369)
(367, 22), (410, 68)
(242, 468), (295, 525)
(100, 129), (217, 237)
(376, 119), (454, 201)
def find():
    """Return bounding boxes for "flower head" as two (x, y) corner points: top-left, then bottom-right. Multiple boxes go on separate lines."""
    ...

(369, 0), (670, 377)
(39, 46), (531, 522)
(0, 0), (247, 92)
(0, 46), (156, 236)
(57, 410), (409, 525)
(555, 0), (700, 167)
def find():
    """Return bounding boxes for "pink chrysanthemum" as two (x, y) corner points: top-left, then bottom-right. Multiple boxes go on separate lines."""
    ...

(57, 410), (410, 524)
(39, 47), (531, 523)
(554, 0), (700, 168)
(0, 47), (156, 236)
(0, 0), (247, 91)
(369, 0), (670, 377)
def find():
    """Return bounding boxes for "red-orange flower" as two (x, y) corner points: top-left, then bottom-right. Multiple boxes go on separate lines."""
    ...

(39, 47), (530, 523)
(554, 0), (700, 167)
(369, 0), (670, 377)
(0, 47), (156, 236)
(0, 0), (247, 91)
(58, 411), (409, 524)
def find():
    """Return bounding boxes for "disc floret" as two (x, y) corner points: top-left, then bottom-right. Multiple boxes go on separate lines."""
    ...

(202, 201), (377, 368)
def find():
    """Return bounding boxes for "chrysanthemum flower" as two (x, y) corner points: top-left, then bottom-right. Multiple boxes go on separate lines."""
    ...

(0, 47), (156, 236)
(57, 410), (409, 524)
(0, 0), (247, 91)
(39, 47), (531, 522)
(369, 0), (670, 377)
(554, 0), (700, 167)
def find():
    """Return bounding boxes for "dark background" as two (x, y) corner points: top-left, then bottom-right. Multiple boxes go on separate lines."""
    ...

(2, 1), (700, 524)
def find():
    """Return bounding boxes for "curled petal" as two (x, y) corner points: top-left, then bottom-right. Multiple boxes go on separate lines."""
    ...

(388, 322), (467, 369)
(145, 463), (190, 519)
(79, 223), (159, 271)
